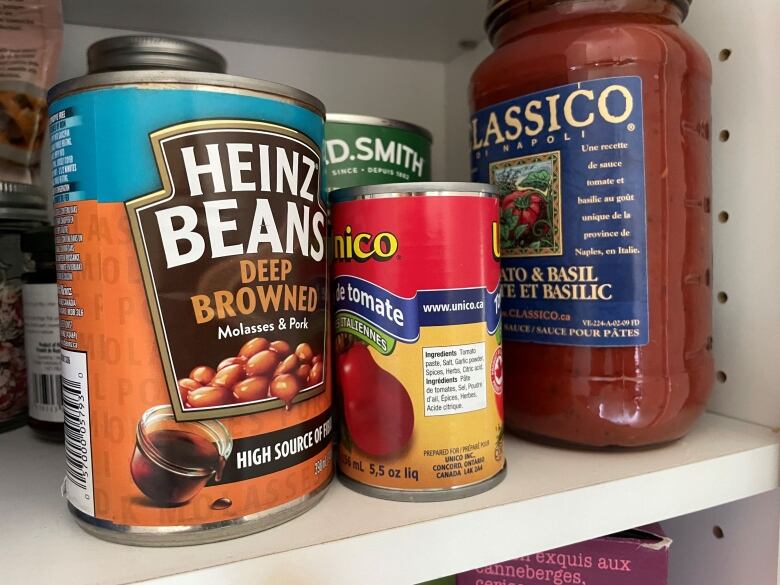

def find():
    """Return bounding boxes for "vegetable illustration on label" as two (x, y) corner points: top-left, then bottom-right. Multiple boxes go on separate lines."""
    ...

(496, 167), (554, 251)
(338, 340), (414, 458)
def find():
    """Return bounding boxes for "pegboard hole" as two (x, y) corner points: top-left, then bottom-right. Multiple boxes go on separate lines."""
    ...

(718, 211), (729, 223)
(458, 39), (479, 51)
(717, 291), (728, 304)
(719, 130), (730, 142)
(713, 525), (725, 538)
(716, 371), (728, 384)
(718, 49), (732, 62)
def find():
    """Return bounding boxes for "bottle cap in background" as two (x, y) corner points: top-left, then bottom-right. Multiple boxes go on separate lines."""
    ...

(87, 35), (227, 74)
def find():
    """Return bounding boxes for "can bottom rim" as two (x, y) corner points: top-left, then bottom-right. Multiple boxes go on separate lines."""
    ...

(69, 471), (333, 547)
(338, 464), (507, 502)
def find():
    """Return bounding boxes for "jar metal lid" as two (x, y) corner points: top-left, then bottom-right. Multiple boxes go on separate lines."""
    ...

(87, 35), (227, 74)
(330, 181), (498, 203)
(326, 114), (433, 143)
(0, 181), (48, 223)
(486, 0), (692, 37)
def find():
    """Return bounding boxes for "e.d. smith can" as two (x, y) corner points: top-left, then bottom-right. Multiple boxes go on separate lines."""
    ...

(48, 71), (333, 545)
(324, 114), (432, 195)
(330, 182), (505, 501)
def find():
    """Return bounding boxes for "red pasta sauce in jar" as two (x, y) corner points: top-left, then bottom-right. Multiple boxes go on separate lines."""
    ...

(470, 0), (713, 447)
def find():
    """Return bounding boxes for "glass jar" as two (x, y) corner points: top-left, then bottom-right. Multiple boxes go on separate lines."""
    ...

(22, 226), (62, 441)
(130, 405), (233, 507)
(470, 0), (713, 447)
(0, 182), (47, 432)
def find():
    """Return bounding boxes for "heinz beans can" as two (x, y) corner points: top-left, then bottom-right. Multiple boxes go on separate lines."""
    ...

(48, 71), (333, 545)
(330, 182), (506, 501)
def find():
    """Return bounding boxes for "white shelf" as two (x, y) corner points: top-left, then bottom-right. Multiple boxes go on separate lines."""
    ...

(2, 413), (777, 585)
(61, 0), (486, 62)
(35, 1), (780, 582)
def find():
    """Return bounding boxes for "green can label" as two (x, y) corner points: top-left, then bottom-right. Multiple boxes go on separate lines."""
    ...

(324, 118), (431, 193)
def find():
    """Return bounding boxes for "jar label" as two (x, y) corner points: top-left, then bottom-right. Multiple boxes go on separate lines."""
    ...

(23, 283), (63, 423)
(471, 76), (649, 347)
(0, 234), (26, 423)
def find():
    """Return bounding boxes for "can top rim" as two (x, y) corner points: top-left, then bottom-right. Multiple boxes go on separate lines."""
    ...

(326, 113), (433, 142)
(48, 70), (325, 116)
(87, 35), (227, 74)
(330, 182), (498, 203)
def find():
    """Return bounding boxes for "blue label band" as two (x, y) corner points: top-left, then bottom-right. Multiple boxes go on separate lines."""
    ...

(334, 275), (501, 343)
(471, 76), (649, 347)
(49, 86), (324, 205)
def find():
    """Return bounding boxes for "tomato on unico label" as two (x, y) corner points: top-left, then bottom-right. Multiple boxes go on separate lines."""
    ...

(337, 343), (413, 458)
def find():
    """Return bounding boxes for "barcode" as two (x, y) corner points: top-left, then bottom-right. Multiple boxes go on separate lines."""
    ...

(31, 374), (62, 408)
(61, 350), (94, 516)
(63, 376), (87, 489)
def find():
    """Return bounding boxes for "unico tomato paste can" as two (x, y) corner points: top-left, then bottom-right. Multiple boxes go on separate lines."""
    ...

(330, 182), (505, 501)
(48, 71), (333, 545)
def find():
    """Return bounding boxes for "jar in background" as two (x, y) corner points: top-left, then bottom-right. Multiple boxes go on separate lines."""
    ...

(22, 226), (62, 441)
(470, 0), (713, 447)
(0, 182), (47, 432)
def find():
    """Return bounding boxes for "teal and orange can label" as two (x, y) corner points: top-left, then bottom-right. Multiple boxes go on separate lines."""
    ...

(331, 182), (505, 496)
(48, 73), (333, 539)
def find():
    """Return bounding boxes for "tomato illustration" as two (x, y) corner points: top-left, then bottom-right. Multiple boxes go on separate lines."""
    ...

(337, 343), (414, 457)
(501, 189), (546, 242)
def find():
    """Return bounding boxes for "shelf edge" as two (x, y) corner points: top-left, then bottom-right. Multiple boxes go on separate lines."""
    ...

(141, 441), (780, 585)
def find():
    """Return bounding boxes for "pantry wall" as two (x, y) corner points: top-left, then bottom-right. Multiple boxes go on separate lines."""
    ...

(37, 0), (780, 582)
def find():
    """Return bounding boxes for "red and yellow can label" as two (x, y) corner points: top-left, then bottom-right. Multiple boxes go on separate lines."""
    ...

(332, 192), (504, 491)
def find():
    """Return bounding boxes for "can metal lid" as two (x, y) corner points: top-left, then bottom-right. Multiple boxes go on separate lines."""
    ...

(48, 70), (325, 117)
(88, 35), (227, 74)
(485, 0), (692, 37)
(326, 114), (433, 143)
(330, 181), (498, 203)
(0, 181), (48, 223)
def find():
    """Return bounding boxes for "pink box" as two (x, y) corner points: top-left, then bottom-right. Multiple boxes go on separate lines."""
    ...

(456, 525), (670, 585)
